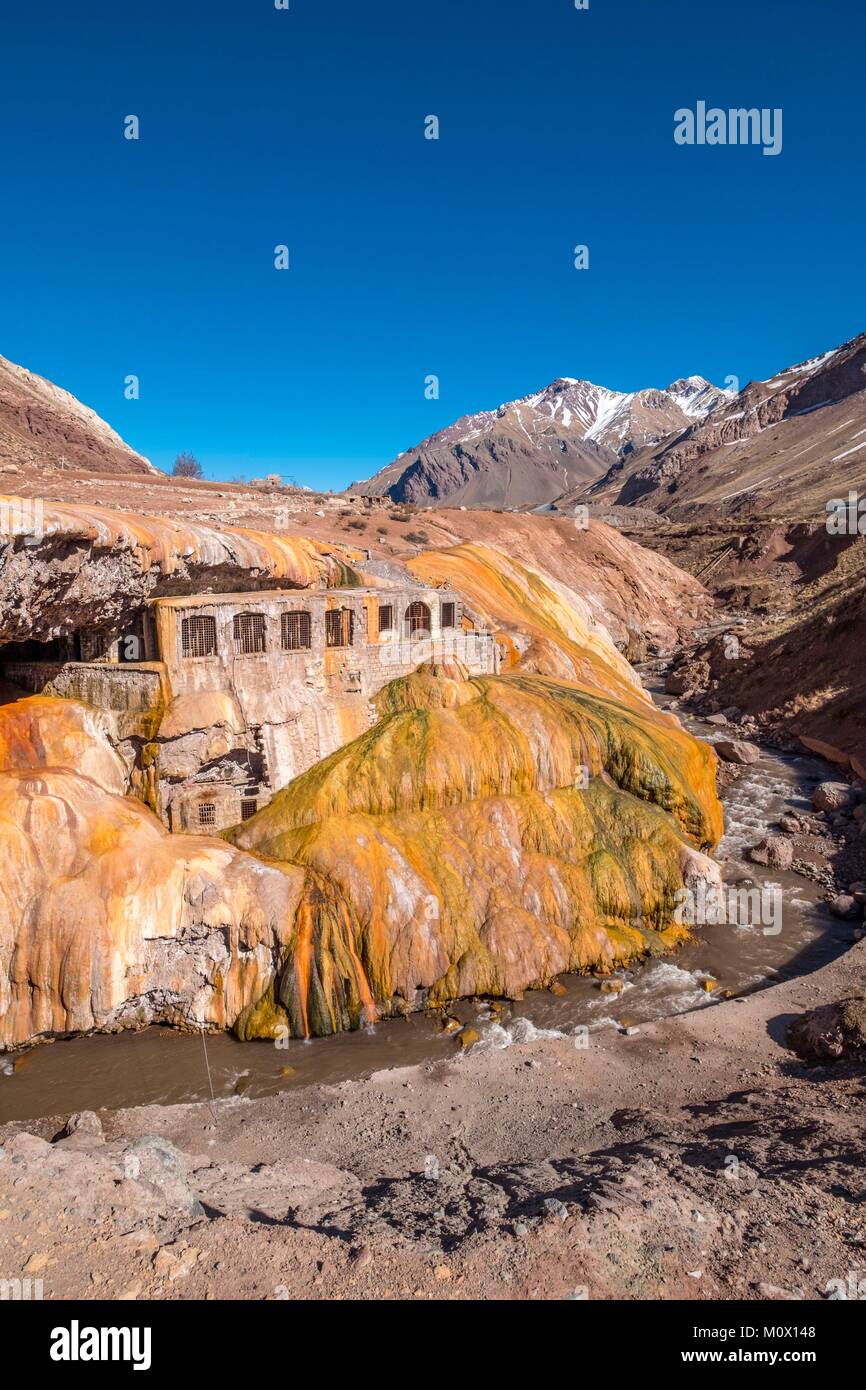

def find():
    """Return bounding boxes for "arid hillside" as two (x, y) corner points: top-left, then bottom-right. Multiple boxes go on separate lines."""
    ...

(0, 352), (157, 477)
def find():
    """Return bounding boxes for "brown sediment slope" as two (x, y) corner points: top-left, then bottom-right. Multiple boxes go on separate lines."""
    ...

(0, 352), (157, 477)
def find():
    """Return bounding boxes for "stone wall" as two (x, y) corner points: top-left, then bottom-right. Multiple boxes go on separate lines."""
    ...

(4, 661), (166, 740)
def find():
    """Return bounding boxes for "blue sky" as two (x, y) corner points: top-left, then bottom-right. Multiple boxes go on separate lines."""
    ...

(1, 0), (864, 489)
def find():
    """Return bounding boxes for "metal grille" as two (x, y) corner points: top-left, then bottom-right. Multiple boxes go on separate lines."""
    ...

(233, 612), (267, 654)
(377, 604), (394, 634)
(441, 601), (456, 629)
(240, 798), (258, 821)
(325, 607), (354, 649)
(181, 615), (217, 658)
(405, 601), (431, 637)
(198, 802), (216, 826)
(281, 610), (311, 650)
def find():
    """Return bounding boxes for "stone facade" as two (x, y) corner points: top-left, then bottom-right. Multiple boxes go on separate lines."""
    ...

(2, 581), (497, 834)
(150, 585), (496, 833)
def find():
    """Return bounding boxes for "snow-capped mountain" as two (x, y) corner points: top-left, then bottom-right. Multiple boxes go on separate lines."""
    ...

(567, 331), (866, 519)
(354, 373), (732, 508)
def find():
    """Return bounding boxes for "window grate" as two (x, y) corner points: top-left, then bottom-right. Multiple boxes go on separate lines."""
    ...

(377, 603), (394, 635)
(325, 607), (354, 649)
(233, 612), (267, 654)
(441, 601), (456, 629)
(240, 798), (258, 821)
(281, 610), (311, 650)
(198, 802), (216, 826)
(181, 615), (217, 659)
(405, 601), (431, 637)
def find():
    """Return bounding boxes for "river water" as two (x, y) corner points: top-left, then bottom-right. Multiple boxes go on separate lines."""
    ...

(0, 685), (851, 1124)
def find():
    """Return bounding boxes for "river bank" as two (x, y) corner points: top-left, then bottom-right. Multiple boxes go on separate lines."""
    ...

(1, 929), (864, 1301)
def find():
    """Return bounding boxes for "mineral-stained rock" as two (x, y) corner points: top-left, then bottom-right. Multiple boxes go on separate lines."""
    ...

(748, 835), (794, 870)
(714, 739), (761, 766)
(0, 695), (127, 794)
(230, 663), (723, 1037)
(0, 497), (360, 647)
(0, 763), (305, 1049)
(0, 547), (724, 1046)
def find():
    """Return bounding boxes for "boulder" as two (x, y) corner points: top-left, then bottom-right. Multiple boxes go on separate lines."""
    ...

(812, 782), (857, 813)
(788, 996), (866, 1062)
(748, 836), (794, 870)
(828, 895), (861, 920)
(60, 1111), (103, 1140)
(714, 740), (761, 766)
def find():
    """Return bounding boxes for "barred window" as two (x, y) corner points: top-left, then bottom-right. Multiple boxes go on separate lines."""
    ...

(377, 603), (394, 634)
(405, 601), (431, 637)
(441, 601), (456, 629)
(181, 615), (217, 659)
(240, 798), (258, 821)
(233, 612), (267, 654)
(79, 629), (110, 662)
(198, 802), (216, 827)
(325, 607), (354, 649)
(281, 610), (311, 651)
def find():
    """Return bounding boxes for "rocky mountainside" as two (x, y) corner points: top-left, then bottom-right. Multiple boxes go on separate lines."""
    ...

(0, 352), (157, 477)
(354, 375), (730, 509)
(570, 331), (866, 519)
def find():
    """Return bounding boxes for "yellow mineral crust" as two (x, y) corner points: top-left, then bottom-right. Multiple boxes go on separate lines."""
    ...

(408, 542), (646, 700)
(230, 666), (723, 1037)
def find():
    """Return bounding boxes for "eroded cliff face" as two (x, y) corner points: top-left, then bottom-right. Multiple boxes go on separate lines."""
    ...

(0, 498), (362, 645)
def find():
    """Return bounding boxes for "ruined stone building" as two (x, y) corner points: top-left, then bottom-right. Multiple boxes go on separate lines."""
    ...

(4, 581), (497, 833)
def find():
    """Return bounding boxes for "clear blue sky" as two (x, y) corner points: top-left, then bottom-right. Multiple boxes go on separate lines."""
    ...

(1, 0), (863, 488)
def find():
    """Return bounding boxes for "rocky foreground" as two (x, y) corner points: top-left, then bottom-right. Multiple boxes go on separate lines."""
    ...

(2, 935), (864, 1302)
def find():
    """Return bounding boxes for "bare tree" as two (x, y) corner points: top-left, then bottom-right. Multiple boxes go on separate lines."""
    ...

(172, 452), (203, 479)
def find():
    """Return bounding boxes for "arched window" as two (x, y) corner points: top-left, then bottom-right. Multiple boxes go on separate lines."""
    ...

(405, 601), (431, 638)
(233, 612), (267, 654)
(181, 615), (217, 658)
(281, 610), (312, 650)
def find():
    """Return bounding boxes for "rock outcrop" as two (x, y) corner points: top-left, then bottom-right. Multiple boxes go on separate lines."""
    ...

(230, 663), (722, 1038)
(0, 497), (362, 647)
